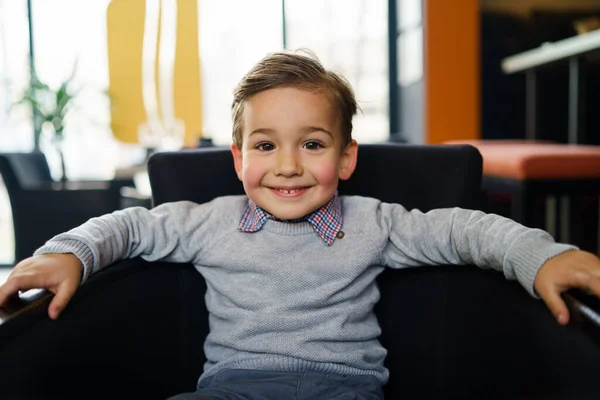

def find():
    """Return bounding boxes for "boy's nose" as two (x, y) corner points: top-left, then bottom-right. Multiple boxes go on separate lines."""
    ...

(274, 150), (303, 177)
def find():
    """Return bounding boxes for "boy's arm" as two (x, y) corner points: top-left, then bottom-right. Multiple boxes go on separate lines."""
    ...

(0, 199), (223, 319)
(34, 200), (207, 283)
(381, 204), (577, 297)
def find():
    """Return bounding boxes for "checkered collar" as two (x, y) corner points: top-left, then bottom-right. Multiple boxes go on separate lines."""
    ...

(238, 192), (343, 246)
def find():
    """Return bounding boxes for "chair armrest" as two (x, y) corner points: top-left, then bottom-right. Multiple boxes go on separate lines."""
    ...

(563, 288), (600, 340)
(0, 289), (52, 324)
(0, 289), (53, 345)
(0, 259), (157, 343)
(378, 265), (600, 398)
(0, 258), (208, 400)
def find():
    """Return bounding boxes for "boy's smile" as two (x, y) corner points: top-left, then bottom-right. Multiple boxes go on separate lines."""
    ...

(232, 87), (357, 220)
(270, 186), (309, 197)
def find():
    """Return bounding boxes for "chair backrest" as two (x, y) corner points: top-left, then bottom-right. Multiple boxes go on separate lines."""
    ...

(0, 152), (52, 191)
(147, 143), (483, 397)
(148, 143), (482, 210)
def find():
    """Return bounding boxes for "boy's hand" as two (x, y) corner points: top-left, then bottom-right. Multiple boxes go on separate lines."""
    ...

(0, 254), (82, 320)
(534, 250), (600, 325)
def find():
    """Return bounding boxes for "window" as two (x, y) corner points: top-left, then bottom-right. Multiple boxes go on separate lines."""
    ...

(1, 0), (388, 174)
(284, 0), (389, 143)
(199, 0), (283, 146)
(0, 0), (30, 152)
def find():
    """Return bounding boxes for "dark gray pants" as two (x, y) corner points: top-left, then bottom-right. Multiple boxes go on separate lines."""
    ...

(167, 369), (384, 400)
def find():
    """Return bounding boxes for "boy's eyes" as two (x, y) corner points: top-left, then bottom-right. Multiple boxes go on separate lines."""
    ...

(253, 141), (324, 151)
(303, 140), (324, 150)
(255, 142), (275, 151)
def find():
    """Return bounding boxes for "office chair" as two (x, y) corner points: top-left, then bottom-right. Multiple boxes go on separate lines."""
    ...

(0, 152), (131, 263)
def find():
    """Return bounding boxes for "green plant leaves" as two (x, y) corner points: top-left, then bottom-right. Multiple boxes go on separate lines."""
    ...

(14, 60), (81, 137)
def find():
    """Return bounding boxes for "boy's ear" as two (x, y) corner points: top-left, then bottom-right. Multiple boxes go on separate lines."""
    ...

(338, 140), (358, 181)
(231, 144), (244, 181)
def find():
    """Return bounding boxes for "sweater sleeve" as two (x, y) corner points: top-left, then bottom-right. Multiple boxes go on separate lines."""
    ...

(33, 200), (212, 282)
(380, 204), (578, 297)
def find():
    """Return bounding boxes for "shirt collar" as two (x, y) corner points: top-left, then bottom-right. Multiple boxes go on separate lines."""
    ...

(238, 192), (343, 246)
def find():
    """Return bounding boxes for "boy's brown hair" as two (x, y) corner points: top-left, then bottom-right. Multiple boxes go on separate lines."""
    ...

(231, 49), (359, 150)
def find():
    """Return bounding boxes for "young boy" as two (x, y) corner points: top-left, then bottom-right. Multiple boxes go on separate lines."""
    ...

(1, 50), (599, 400)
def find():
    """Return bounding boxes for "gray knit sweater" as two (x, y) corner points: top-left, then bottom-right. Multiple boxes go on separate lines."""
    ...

(34, 195), (576, 385)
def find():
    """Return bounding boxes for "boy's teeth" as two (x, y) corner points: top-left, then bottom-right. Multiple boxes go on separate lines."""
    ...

(279, 188), (298, 194)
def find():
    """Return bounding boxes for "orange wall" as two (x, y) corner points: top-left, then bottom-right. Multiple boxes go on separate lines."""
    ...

(424, 0), (480, 144)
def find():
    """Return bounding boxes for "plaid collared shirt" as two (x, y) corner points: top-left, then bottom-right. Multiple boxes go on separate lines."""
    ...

(238, 192), (343, 246)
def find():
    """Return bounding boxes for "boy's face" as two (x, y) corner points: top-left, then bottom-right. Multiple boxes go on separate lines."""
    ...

(231, 87), (357, 220)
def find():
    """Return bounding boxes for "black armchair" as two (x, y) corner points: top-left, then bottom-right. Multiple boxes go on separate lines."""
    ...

(0, 144), (598, 400)
(0, 152), (133, 263)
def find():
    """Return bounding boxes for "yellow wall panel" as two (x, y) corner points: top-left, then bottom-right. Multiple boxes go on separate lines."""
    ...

(107, 0), (146, 143)
(107, 0), (202, 145)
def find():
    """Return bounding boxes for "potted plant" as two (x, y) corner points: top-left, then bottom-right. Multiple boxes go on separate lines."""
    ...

(15, 64), (80, 182)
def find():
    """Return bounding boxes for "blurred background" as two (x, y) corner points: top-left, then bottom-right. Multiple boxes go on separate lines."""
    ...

(0, 0), (599, 271)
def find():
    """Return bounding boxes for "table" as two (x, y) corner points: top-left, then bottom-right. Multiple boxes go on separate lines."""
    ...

(501, 29), (600, 144)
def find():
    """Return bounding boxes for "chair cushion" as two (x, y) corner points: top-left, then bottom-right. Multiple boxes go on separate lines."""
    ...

(445, 140), (600, 180)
